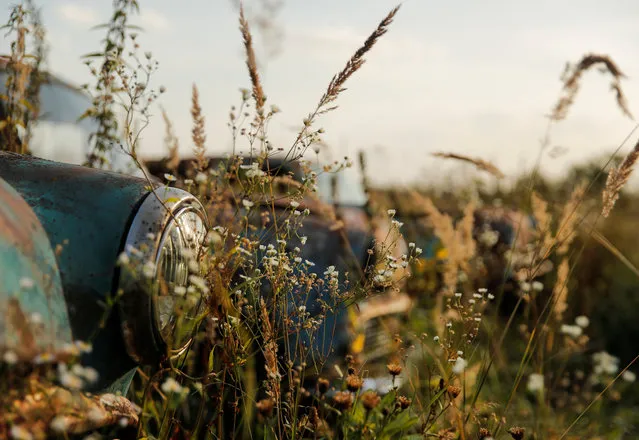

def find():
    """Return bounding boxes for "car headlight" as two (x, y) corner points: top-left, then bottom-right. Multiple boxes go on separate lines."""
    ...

(0, 152), (209, 387)
(119, 187), (208, 364)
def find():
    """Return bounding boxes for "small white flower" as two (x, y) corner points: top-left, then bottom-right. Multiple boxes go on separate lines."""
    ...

(19, 277), (34, 289)
(520, 281), (531, 292)
(593, 351), (620, 375)
(50, 415), (70, 433)
(433, 336), (440, 342)
(174, 286), (187, 296)
(195, 172), (207, 183)
(10, 425), (33, 440)
(452, 357), (467, 374)
(74, 340), (93, 354)
(532, 281), (544, 292)
(142, 261), (156, 279)
(294, 257), (302, 263)
(387, 209), (396, 216)
(560, 324), (582, 338)
(478, 288), (488, 293)
(468, 299), (476, 305)
(164, 173), (176, 182)
(575, 315), (590, 328)
(290, 201), (300, 208)
(189, 275), (209, 293)
(184, 179), (194, 185)
(527, 373), (544, 393)
(161, 377), (184, 394)
(304, 259), (315, 267)
(300, 236), (308, 245)
(487, 293), (495, 300)
(622, 370), (636, 383)
(454, 292), (463, 298)
(117, 252), (130, 266)
(242, 199), (254, 209)
(415, 247), (422, 255)
(60, 371), (84, 390)
(408, 242), (415, 248)
(3, 350), (18, 365)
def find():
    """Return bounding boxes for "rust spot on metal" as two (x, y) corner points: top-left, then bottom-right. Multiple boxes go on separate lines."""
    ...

(5, 297), (37, 359)
(0, 180), (41, 257)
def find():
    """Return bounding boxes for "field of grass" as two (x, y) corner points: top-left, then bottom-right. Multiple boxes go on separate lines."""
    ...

(2, 1), (639, 439)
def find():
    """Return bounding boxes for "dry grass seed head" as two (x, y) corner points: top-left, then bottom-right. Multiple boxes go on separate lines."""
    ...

(190, 84), (208, 170)
(431, 152), (505, 179)
(602, 140), (639, 218)
(239, 4), (265, 115)
(553, 258), (570, 322)
(556, 181), (587, 255)
(551, 53), (633, 121)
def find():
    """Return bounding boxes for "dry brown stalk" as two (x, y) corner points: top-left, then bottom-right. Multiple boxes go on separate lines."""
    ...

(431, 152), (505, 179)
(161, 107), (180, 172)
(259, 298), (280, 400)
(531, 191), (554, 263)
(239, 4), (265, 116)
(190, 84), (207, 170)
(553, 258), (570, 321)
(602, 139), (639, 218)
(556, 181), (587, 255)
(551, 53), (633, 121)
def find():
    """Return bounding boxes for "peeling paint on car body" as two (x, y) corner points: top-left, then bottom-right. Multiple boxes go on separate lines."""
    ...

(0, 176), (73, 361)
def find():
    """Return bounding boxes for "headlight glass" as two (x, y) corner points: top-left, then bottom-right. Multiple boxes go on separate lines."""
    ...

(155, 208), (207, 350)
(119, 187), (209, 364)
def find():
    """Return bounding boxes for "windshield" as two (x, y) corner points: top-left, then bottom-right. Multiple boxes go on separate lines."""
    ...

(0, 71), (145, 177)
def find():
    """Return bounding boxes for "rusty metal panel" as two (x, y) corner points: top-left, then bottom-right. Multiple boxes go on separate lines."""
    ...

(0, 176), (73, 361)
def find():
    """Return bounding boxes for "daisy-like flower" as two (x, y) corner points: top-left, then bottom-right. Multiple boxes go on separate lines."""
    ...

(164, 173), (177, 182)
(527, 373), (544, 393)
(242, 199), (254, 209)
(161, 377), (185, 394)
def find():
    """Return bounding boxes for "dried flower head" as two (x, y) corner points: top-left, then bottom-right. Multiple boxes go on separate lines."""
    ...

(479, 428), (492, 439)
(447, 385), (461, 399)
(317, 377), (330, 395)
(508, 426), (525, 440)
(346, 374), (363, 392)
(387, 363), (402, 376)
(395, 395), (411, 410)
(256, 398), (275, 418)
(332, 391), (354, 411)
(361, 390), (381, 411)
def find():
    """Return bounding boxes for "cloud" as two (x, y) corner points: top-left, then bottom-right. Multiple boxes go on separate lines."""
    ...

(57, 3), (98, 26)
(140, 9), (171, 31)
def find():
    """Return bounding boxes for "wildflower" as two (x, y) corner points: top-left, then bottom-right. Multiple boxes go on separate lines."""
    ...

(242, 199), (254, 209)
(473, 293), (483, 299)
(174, 286), (187, 296)
(242, 162), (266, 179)
(142, 261), (156, 278)
(161, 377), (184, 395)
(117, 252), (130, 266)
(317, 377), (330, 394)
(74, 340), (92, 354)
(478, 288), (488, 293)
(447, 385), (461, 398)
(290, 200), (300, 208)
(487, 293), (495, 300)
(508, 427), (525, 440)
(560, 324), (582, 338)
(433, 336), (440, 342)
(60, 370), (84, 390)
(387, 209), (396, 216)
(361, 390), (381, 410)
(452, 357), (467, 374)
(408, 242), (415, 248)
(189, 274), (209, 293)
(50, 416), (69, 433)
(391, 220), (403, 228)
(575, 315), (590, 328)
(10, 425), (33, 440)
(346, 374), (363, 392)
(33, 352), (55, 364)
(195, 172), (207, 183)
(324, 266), (338, 277)
(305, 259), (315, 267)
(520, 281), (531, 292)
(415, 247), (423, 255)
(164, 173), (176, 182)
(468, 299), (476, 305)
(184, 179), (193, 185)
(593, 351), (620, 375)
(622, 370), (636, 383)
(395, 395), (411, 410)
(300, 236), (308, 245)
(527, 373), (544, 393)
(256, 398), (275, 417)
(454, 292), (462, 298)
(19, 277), (34, 289)
(3, 350), (18, 365)
(532, 281), (544, 291)
(478, 428), (492, 440)
(332, 391), (354, 411)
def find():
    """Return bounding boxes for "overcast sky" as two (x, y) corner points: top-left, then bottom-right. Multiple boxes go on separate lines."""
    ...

(3, 0), (639, 186)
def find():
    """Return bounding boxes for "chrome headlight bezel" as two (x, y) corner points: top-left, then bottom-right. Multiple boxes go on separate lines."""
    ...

(118, 186), (209, 365)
